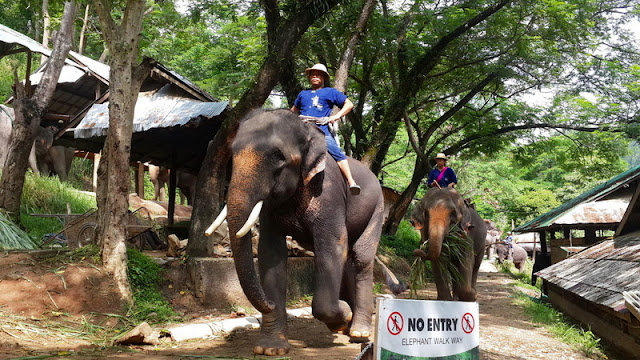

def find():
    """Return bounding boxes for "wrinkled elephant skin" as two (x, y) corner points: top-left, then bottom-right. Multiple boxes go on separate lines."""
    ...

(219, 109), (384, 355)
(411, 188), (487, 301)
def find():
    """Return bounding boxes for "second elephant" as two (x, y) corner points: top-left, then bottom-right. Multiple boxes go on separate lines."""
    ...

(494, 242), (528, 272)
(411, 187), (487, 301)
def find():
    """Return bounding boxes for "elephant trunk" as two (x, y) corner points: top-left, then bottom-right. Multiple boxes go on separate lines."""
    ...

(425, 216), (449, 261)
(227, 198), (274, 314)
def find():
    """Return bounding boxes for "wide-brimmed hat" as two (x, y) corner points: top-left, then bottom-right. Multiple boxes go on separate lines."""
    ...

(305, 63), (330, 80)
(434, 152), (448, 160)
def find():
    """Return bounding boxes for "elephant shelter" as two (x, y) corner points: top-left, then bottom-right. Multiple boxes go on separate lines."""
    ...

(517, 163), (640, 358)
(1, 23), (230, 228)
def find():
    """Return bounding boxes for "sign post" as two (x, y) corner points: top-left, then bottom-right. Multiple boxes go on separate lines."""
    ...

(374, 298), (479, 359)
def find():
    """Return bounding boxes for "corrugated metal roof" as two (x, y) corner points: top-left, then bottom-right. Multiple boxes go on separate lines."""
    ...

(1, 24), (110, 83)
(554, 199), (628, 224)
(514, 164), (640, 232)
(0, 23), (51, 55)
(536, 230), (640, 310)
(74, 84), (228, 139)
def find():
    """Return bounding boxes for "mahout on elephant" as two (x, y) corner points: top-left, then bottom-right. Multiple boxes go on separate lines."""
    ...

(483, 219), (502, 260)
(204, 108), (385, 356)
(411, 187), (487, 301)
(494, 242), (528, 272)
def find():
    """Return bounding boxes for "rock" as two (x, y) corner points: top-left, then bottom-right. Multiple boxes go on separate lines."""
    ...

(167, 234), (188, 257)
(114, 322), (159, 346)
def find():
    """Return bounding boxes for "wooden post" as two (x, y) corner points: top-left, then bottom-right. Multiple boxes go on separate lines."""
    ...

(92, 151), (101, 193)
(135, 162), (144, 198)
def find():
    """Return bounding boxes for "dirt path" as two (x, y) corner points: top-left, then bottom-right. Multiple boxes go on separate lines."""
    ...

(0, 258), (597, 359)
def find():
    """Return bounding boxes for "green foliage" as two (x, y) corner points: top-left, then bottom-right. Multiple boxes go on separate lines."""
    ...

(379, 220), (420, 258)
(126, 247), (179, 324)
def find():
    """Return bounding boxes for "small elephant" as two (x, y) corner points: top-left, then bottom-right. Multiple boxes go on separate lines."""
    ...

(148, 164), (197, 205)
(148, 164), (170, 201)
(205, 109), (384, 356)
(411, 187), (487, 301)
(32, 125), (75, 181)
(494, 242), (528, 272)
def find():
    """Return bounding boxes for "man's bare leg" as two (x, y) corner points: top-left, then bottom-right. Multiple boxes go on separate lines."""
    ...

(337, 160), (360, 195)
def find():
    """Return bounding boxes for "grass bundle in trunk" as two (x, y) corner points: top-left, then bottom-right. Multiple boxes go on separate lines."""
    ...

(409, 224), (471, 298)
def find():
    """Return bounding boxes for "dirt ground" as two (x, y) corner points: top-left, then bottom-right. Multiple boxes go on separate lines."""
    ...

(0, 250), (611, 360)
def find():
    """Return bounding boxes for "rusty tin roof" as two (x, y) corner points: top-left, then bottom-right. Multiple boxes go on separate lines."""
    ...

(514, 164), (640, 233)
(536, 230), (640, 310)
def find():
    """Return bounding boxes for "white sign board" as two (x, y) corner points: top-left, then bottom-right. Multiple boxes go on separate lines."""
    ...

(375, 298), (479, 359)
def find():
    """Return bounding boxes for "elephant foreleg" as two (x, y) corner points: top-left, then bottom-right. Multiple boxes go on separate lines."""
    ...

(255, 222), (290, 356)
(452, 253), (480, 302)
(431, 260), (454, 301)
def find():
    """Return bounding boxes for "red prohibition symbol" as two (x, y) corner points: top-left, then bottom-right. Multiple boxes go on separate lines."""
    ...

(461, 313), (475, 334)
(387, 312), (404, 335)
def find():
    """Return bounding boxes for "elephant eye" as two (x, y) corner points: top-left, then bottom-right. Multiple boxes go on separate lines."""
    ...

(269, 149), (287, 168)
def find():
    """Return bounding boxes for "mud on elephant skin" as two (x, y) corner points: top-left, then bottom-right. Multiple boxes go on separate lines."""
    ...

(204, 109), (385, 356)
(411, 187), (487, 302)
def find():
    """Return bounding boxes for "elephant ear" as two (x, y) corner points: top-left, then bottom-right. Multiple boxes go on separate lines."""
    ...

(301, 126), (327, 185)
(458, 197), (474, 232)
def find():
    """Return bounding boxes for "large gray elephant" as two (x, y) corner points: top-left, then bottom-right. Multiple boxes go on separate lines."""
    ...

(411, 187), (487, 301)
(205, 109), (384, 356)
(494, 242), (528, 272)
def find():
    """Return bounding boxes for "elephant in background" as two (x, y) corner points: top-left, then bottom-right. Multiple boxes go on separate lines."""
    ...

(148, 164), (197, 205)
(205, 109), (384, 356)
(0, 105), (40, 174)
(33, 126), (75, 181)
(484, 219), (502, 260)
(494, 242), (528, 272)
(411, 187), (487, 301)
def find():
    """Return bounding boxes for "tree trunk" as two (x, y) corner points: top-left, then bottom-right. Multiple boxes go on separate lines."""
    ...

(333, 0), (377, 92)
(0, 1), (76, 220)
(78, 4), (90, 54)
(40, 0), (50, 64)
(382, 156), (428, 234)
(92, 0), (148, 304)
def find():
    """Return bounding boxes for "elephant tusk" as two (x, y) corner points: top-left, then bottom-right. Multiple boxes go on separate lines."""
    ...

(205, 205), (228, 236)
(236, 200), (263, 238)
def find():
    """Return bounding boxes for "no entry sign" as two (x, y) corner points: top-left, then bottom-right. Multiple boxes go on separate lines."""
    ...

(375, 298), (479, 359)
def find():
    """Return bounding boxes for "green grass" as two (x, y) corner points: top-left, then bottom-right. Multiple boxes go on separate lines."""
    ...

(20, 171), (96, 242)
(126, 247), (180, 324)
(380, 220), (421, 258)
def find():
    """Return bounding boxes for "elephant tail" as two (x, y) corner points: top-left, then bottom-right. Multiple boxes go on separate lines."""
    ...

(375, 256), (408, 295)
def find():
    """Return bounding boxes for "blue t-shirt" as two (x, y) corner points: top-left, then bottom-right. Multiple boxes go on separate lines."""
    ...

(294, 87), (348, 119)
(427, 167), (457, 188)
